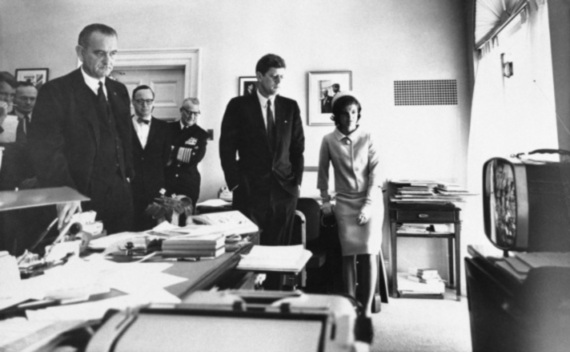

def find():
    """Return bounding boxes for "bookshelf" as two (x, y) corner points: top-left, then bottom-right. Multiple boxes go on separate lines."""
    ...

(387, 180), (462, 300)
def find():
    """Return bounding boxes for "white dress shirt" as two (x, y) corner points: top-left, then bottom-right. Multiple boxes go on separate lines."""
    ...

(133, 115), (151, 148)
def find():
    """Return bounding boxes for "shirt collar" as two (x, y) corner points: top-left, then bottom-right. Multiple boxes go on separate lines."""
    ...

(180, 120), (192, 129)
(256, 90), (275, 108)
(81, 67), (106, 95)
(334, 126), (361, 141)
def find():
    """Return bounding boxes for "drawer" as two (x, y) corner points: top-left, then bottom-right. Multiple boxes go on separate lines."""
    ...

(395, 210), (458, 222)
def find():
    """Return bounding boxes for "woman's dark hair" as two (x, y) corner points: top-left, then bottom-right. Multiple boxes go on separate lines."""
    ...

(331, 95), (362, 125)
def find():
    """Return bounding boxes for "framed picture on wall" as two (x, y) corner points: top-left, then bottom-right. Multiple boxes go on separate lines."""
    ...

(239, 76), (257, 96)
(307, 70), (352, 126)
(15, 68), (49, 88)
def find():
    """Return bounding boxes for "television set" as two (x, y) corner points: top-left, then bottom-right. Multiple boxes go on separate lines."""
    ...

(482, 153), (570, 252)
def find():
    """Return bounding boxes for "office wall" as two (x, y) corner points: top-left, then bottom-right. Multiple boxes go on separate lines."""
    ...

(0, 0), (470, 196)
(0, 0), (470, 276)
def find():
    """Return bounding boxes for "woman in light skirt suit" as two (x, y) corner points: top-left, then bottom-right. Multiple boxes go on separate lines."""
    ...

(317, 92), (383, 317)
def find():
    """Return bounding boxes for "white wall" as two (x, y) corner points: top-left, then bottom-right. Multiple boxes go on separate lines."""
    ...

(0, 0), (471, 277)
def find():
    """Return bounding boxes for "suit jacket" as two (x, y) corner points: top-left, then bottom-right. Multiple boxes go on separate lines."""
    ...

(131, 116), (171, 204)
(28, 69), (133, 195)
(165, 123), (209, 202)
(220, 94), (304, 197)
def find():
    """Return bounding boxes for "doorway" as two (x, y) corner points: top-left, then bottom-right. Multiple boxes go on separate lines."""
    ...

(111, 48), (200, 121)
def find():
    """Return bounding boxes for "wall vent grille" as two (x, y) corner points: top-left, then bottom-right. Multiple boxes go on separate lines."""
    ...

(394, 79), (458, 106)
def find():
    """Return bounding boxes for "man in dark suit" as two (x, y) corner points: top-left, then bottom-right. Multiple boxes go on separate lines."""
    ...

(28, 23), (134, 234)
(165, 97), (209, 208)
(130, 85), (171, 231)
(220, 53), (305, 246)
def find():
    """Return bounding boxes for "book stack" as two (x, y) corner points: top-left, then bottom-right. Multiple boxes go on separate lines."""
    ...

(390, 180), (474, 205)
(161, 233), (226, 259)
(397, 268), (445, 298)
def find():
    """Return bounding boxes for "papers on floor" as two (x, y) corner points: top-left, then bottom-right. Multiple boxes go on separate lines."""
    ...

(398, 269), (445, 297)
(237, 245), (312, 273)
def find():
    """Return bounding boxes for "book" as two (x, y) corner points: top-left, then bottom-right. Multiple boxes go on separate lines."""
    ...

(161, 246), (225, 258)
(161, 233), (226, 258)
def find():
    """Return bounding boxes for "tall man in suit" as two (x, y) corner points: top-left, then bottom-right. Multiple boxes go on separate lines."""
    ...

(130, 85), (171, 231)
(165, 97), (209, 208)
(220, 53), (305, 246)
(28, 23), (134, 234)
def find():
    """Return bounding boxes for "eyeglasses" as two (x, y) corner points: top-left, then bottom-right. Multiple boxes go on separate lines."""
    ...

(134, 99), (154, 105)
(180, 108), (200, 115)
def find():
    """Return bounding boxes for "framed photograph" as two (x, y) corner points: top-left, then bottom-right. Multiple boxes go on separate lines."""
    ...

(239, 76), (257, 96)
(15, 68), (49, 88)
(307, 71), (352, 126)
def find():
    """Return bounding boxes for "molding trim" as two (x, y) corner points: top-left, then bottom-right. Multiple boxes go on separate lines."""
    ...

(114, 48), (201, 98)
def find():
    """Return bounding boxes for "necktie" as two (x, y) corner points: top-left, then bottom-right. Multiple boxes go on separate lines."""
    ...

(266, 99), (275, 149)
(16, 114), (30, 142)
(97, 82), (110, 120)
(138, 117), (150, 125)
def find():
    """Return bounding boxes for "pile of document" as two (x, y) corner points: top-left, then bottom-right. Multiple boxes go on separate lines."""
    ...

(398, 268), (445, 297)
(161, 233), (226, 259)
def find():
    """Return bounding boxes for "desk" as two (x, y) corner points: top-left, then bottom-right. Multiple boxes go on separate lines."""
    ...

(389, 202), (461, 300)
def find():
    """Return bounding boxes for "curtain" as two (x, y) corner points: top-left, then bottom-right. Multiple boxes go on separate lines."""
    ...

(464, 0), (558, 248)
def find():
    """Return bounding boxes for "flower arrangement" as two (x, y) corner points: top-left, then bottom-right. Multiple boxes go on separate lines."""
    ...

(145, 189), (193, 226)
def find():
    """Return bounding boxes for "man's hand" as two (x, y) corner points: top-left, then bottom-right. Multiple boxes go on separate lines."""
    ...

(56, 201), (82, 230)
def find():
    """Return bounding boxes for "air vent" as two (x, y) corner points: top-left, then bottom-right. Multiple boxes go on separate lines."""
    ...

(394, 80), (458, 106)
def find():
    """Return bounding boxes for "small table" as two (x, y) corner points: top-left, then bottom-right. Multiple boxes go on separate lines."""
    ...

(389, 202), (461, 300)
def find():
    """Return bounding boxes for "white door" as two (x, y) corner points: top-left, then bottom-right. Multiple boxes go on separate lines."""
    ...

(110, 66), (185, 121)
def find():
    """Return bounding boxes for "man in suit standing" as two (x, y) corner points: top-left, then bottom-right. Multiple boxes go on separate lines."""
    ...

(130, 85), (171, 231)
(28, 23), (134, 234)
(220, 53), (305, 246)
(165, 97), (209, 209)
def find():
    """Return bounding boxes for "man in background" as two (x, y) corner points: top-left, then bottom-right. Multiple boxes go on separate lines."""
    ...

(130, 85), (171, 230)
(0, 72), (16, 115)
(165, 97), (209, 209)
(220, 53), (305, 247)
(29, 23), (134, 234)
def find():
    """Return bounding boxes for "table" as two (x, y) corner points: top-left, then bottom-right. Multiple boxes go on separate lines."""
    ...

(389, 202), (461, 300)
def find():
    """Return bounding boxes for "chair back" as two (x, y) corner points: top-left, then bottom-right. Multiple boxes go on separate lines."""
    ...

(296, 198), (321, 243)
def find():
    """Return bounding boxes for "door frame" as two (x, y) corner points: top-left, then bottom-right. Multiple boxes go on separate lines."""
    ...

(113, 48), (200, 99)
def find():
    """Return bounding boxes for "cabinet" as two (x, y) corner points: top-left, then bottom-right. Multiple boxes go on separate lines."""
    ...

(388, 189), (462, 300)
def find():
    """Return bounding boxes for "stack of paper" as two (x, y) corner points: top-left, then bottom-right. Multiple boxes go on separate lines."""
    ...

(236, 245), (312, 273)
(161, 233), (226, 258)
(398, 270), (445, 297)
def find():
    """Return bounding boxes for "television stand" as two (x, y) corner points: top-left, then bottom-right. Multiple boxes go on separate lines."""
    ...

(465, 245), (570, 352)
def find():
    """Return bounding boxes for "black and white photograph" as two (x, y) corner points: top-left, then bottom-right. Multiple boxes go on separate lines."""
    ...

(307, 71), (351, 125)
(1, 1), (568, 352)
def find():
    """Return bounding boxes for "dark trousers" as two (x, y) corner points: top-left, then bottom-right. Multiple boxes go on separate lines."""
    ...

(235, 177), (298, 290)
(86, 173), (134, 235)
(235, 179), (298, 246)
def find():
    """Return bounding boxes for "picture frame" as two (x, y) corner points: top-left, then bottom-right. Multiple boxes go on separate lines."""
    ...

(15, 68), (49, 88)
(307, 70), (352, 126)
(238, 76), (257, 96)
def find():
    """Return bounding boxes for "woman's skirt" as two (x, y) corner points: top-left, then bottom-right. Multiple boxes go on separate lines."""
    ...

(334, 191), (382, 256)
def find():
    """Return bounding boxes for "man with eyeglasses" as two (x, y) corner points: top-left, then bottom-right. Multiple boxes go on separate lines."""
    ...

(165, 97), (209, 209)
(130, 85), (171, 230)
(28, 23), (135, 235)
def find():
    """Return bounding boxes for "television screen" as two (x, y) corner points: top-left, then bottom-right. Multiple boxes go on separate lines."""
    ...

(483, 157), (570, 252)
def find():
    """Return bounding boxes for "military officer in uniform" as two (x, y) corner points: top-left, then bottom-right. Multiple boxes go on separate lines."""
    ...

(165, 97), (209, 208)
